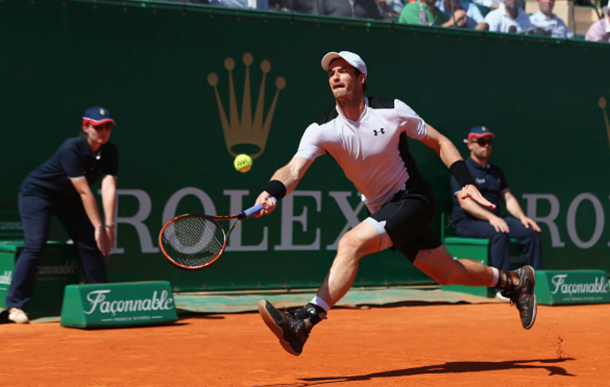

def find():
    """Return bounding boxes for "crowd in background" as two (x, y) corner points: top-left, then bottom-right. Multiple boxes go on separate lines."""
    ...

(165, 0), (610, 42)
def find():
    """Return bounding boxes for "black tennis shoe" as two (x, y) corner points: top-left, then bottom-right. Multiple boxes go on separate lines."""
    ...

(501, 265), (537, 330)
(258, 299), (309, 356)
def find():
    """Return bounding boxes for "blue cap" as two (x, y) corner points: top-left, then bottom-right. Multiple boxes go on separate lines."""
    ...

(82, 106), (116, 126)
(467, 126), (494, 141)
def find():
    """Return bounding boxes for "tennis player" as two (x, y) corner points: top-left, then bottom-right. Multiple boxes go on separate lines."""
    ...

(255, 51), (536, 356)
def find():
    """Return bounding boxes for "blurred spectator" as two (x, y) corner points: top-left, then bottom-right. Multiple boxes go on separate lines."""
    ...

(268, 0), (315, 12)
(398, 0), (451, 26)
(529, 0), (573, 38)
(376, 0), (405, 19)
(164, 0), (211, 3)
(470, 0), (501, 10)
(437, 0), (489, 30)
(313, 0), (392, 20)
(450, 8), (469, 27)
(209, 0), (269, 8)
(585, 6), (610, 42)
(484, 0), (533, 33)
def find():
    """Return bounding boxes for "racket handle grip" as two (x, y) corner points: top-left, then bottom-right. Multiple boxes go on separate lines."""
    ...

(243, 197), (277, 219)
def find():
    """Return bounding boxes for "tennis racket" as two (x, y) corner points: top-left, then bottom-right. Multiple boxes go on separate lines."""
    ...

(159, 199), (275, 270)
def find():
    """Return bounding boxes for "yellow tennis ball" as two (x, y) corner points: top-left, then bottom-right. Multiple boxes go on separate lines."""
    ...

(234, 154), (253, 173)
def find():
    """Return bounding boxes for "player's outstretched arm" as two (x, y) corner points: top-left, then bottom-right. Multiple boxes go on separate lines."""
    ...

(255, 157), (314, 217)
(419, 125), (496, 210)
(418, 124), (464, 168)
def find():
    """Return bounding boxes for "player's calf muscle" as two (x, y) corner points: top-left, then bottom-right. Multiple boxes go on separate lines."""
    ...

(451, 259), (493, 286)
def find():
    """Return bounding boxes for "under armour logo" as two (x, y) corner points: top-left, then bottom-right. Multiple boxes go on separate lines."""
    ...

(373, 128), (385, 136)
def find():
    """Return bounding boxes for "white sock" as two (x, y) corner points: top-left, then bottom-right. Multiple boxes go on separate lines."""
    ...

(310, 296), (330, 312)
(488, 267), (500, 287)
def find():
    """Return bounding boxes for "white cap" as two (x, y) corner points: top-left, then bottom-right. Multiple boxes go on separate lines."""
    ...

(321, 51), (367, 79)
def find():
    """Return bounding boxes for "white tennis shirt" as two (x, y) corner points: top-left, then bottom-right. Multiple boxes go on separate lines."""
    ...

(294, 97), (428, 213)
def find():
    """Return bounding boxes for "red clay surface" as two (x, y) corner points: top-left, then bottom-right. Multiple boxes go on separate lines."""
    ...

(1, 303), (608, 387)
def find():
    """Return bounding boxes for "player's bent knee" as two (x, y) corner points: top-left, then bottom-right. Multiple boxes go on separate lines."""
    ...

(337, 232), (366, 257)
(337, 222), (383, 258)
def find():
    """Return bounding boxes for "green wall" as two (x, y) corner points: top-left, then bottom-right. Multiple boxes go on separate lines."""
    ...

(2, 0), (609, 291)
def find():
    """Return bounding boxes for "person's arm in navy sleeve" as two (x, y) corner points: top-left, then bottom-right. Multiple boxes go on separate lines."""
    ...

(502, 190), (541, 232)
(100, 175), (118, 254)
(71, 177), (113, 256)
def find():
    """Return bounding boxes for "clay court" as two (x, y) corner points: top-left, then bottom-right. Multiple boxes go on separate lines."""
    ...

(1, 301), (608, 387)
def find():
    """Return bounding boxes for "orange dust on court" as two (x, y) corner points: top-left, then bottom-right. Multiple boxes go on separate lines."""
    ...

(1, 303), (608, 387)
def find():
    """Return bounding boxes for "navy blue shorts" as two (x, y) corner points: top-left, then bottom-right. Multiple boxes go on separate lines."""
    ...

(370, 179), (442, 262)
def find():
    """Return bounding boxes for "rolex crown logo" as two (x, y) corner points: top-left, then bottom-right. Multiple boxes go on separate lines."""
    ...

(598, 95), (610, 151)
(208, 53), (286, 159)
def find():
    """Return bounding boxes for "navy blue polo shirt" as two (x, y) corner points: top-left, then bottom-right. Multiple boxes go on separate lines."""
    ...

(20, 136), (119, 200)
(450, 157), (508, 225)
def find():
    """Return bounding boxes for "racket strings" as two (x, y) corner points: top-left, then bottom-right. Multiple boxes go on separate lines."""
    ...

(161, 217), (225, 268)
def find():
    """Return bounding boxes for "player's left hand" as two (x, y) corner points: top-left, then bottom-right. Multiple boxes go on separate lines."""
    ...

(459, 184), (496, 210)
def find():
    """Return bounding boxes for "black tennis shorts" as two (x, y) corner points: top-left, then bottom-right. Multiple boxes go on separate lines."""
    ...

(370, 178), (442, 262)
